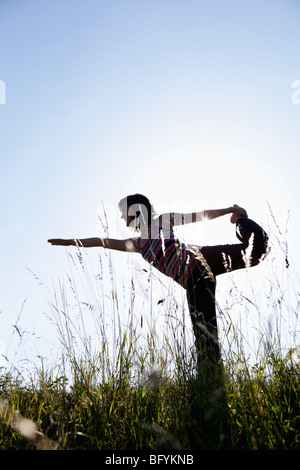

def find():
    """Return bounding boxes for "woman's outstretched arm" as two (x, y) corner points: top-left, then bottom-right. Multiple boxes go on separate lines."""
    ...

(47, 237), (139, 252)
(165, 205), (247, 226)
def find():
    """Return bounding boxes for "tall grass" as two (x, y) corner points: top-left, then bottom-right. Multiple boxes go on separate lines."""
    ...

(0, 210), (299, 450)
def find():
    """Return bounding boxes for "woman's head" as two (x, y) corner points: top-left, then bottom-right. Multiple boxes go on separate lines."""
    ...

(118, 194), (153, 232)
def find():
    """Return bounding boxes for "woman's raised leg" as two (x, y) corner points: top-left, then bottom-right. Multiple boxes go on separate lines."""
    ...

(200, 217), (269, 277)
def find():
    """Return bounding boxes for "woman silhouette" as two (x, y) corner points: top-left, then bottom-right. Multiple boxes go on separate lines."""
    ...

(48, 194), (269, 361)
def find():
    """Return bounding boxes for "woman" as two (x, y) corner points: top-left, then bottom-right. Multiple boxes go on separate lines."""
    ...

(48, 194), (269, 361)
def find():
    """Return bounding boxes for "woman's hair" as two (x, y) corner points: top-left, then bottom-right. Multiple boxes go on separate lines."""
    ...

(118, 193), (154, 232)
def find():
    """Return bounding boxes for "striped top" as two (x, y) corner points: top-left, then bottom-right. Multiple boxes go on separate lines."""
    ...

(137, 229), (198, 287)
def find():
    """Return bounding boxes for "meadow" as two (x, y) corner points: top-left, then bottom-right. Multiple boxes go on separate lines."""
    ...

(0, 212), (299, 451)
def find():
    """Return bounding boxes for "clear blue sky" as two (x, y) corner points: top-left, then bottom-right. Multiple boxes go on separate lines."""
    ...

(1, 0), (300, 369)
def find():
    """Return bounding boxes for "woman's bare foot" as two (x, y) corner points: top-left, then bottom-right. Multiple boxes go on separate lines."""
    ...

(230, 204), (248, 224)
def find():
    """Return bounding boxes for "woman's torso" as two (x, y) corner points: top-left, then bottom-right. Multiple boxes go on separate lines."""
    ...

(137, 217), (199, 287)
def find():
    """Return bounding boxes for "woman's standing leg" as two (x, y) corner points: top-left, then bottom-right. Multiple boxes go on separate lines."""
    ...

(186, 264), (220, 361)
(185, 217), (269, 363)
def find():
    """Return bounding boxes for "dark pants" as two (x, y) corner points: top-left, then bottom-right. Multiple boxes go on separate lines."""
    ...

(186, 218), (269, 360)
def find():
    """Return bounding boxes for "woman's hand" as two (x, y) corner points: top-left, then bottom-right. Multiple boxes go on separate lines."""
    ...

(48, 239), (73, 246)
(230, 205), (248, 224)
